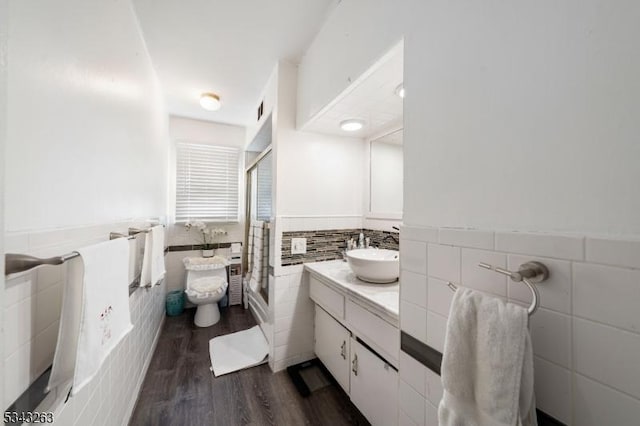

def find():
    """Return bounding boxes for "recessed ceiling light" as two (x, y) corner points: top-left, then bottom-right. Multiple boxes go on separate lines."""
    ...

(340, 119), (365, 132)
(200, 93), (221, 111)
(395, 83), (405, 98)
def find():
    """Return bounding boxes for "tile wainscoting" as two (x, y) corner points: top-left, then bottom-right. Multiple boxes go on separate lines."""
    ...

(397, 225), (640, 426)
(3, 221), (166, 426)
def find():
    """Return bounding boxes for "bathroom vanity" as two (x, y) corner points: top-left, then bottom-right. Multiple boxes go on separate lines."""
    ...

(305, 260), (400, 426)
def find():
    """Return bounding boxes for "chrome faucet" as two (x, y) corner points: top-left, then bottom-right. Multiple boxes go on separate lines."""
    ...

(383, 226), (400, 245)
(383, 234), (399, 244)
(358, 232), (365, 249)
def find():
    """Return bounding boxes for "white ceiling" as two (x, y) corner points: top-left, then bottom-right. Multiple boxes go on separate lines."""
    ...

(302, 42), (404, 139)
(132, 0), (335, 126)
(373, 128), (403, 145)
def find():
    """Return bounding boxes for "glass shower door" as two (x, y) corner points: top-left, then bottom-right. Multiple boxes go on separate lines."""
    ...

(245, 149), (272, 305)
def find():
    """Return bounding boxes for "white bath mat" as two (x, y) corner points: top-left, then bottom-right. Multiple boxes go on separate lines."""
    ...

(209, 325), (269, 377)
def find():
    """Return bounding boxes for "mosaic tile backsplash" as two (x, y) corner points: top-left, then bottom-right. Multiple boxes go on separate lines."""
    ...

(281, 229), (400, 266)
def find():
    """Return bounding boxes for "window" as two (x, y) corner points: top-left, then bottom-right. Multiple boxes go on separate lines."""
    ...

(175, 141), (240, 222)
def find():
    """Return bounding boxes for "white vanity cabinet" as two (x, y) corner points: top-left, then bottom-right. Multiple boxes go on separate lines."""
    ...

(350, 337), (398, 426)
(315, 306), (350, 391)
(309, 272), (399, 426)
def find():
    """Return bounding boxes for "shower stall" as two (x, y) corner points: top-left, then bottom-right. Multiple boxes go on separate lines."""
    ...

(244, 135), (273, 326)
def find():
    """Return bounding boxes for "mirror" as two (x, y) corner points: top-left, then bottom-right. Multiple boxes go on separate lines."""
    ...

(369, 128), (403, 216)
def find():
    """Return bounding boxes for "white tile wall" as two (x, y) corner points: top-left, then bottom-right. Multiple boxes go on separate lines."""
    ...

(573, 318), (640, 399)
(271, 267), (315, 372)
(400, 270), (427, 309)
(401, 301), (427, 342)
(573, 374), (640, 426)
(439, 228), (494, 250)
(3, 221), (166, 426)
(55, 280), (165, 426)
(426, 244), (460, 283)
(495, 232), (584, 261)
(426, 278), (453, 318)
(585, 237), (640, 270)
(399, 379), (426, 425)
(399, 351), (426, 396)
(425, 312), (447, 353)
(573, 262), (640, 332)
(398, 225), (640, 425)
(533, 356), (572, 423)
(530, 308), (571, 368)
(400, 240), (428, 275)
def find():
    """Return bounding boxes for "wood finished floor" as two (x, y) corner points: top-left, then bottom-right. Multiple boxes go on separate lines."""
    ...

(129, 306), (370, 426)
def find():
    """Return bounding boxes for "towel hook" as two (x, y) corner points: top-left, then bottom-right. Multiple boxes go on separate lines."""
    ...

(447, 261), (549, 316)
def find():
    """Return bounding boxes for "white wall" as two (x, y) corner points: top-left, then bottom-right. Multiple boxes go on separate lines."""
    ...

(300, 0), (640, 237)
(170, 115), (246, 149)
(246, 66), (278, 148)
(167, 115), (246, 228)
(0, 0), (7, 411)
(5, 0), (169, 232)
(403, 0), (640, 236)
(3, 0), (169, 421)
(370, 140), (403, 214)
(297, 0), (408, 127)
(276, 61), (365, 217)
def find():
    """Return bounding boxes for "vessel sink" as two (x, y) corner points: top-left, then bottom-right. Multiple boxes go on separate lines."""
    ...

(345, 249), (399, 283)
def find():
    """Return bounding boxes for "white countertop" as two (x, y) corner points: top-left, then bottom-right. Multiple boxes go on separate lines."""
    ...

(305, 260), (399, 325)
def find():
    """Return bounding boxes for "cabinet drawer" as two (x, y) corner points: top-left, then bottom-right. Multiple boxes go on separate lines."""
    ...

(346, 299), (399, 367)
(310, 275), (345, 319)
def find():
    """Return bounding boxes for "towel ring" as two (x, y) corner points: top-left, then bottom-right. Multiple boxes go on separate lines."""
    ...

(447, 261), (549, 316)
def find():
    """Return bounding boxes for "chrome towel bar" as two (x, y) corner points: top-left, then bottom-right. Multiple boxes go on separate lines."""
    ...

(447, 261), (549, 316)
(4, 228), (153, 276)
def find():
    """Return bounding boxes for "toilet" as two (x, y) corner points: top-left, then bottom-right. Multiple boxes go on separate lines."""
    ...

(183, 256), (229, 327)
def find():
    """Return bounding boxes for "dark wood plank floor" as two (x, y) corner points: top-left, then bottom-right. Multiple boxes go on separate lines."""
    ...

(129, 306), (370, 426)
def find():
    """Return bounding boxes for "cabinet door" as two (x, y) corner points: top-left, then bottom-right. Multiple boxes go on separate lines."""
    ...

(350, 338), (398, 426)
(315, 305), (351, 392)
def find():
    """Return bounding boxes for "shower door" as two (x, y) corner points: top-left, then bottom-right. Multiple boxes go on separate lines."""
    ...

(244, 148), (272, 305)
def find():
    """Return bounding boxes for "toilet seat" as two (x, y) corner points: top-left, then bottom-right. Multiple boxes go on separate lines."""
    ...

(186, 276), (228, 299)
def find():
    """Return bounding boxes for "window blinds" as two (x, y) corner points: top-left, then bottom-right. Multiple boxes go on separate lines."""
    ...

(175, 142), (240, 222)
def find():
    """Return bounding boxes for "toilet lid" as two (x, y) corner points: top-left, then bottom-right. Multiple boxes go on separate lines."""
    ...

(187, 276), (228, 298)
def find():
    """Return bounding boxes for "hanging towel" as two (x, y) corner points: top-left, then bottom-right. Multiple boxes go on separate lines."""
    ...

(48, 238), (133, 396)
(140, 225), (166, 287)
(438, 287), (536, 426)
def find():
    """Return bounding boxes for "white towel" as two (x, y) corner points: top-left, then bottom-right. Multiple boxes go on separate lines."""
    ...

(140, 225), (166, 287)
(48, 238), (133, 395)
(438, 287), (537, 426)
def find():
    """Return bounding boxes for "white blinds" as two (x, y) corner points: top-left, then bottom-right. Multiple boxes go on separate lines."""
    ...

(175, 142), (240, 222)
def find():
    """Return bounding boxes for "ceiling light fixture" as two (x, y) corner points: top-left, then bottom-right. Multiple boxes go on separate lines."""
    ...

(395, 83), (405, 98)
(340, 119), (365, 132)
(200, 92), (221, 111)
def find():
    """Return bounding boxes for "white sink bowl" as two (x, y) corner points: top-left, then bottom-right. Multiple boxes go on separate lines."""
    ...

(346, 249), (400, 283)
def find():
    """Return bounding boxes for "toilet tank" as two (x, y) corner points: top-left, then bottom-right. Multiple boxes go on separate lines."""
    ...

(184, 263), (228, 290)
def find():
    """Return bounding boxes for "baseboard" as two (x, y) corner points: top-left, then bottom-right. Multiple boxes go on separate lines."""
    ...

(273, 352), (315, 373)
(122, 313), (166, 425)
